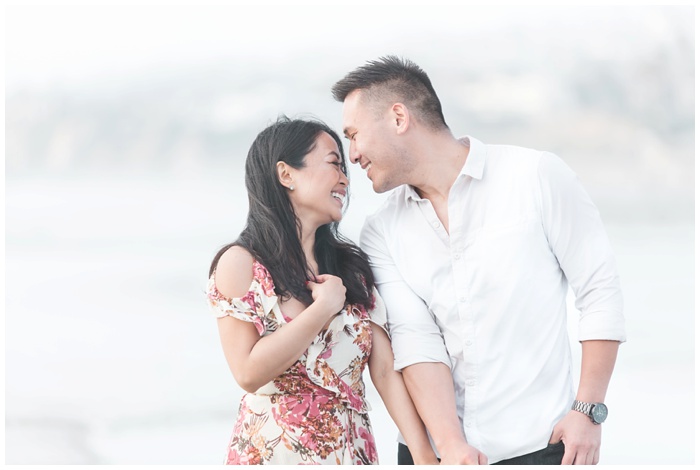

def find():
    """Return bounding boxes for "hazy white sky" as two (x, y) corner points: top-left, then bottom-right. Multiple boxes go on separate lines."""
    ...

(6, 3), (689, 91)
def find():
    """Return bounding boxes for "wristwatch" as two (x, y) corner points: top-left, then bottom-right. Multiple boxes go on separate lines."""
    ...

(571, 400), (608, 425)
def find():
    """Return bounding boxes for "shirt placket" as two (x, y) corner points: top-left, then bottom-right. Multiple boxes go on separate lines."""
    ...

(449, 177), (480, 448)
(416, 200), (450, 246)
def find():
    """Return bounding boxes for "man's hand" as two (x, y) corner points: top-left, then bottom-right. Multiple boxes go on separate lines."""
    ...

(550, 410), (602, 465)
(439, 440), (488, 465)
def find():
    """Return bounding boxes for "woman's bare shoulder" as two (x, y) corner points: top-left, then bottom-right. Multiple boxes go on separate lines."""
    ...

(212, 246), (255, 300)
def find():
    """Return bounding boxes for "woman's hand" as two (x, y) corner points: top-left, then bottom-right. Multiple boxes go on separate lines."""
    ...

(307, 274), (346, 316)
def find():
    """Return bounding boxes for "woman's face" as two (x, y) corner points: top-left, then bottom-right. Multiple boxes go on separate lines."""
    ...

(286, 132), (349, 229)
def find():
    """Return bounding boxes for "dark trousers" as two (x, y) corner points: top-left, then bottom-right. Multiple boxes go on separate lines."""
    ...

(398, 441), (565, 465)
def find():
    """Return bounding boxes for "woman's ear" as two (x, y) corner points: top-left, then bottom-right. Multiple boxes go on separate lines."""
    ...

(276, 161), (294, 190)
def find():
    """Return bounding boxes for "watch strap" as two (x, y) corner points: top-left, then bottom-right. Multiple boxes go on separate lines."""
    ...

(571, 399), (594, 417)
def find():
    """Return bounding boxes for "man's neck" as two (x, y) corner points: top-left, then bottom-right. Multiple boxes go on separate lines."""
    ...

(411, 133), (470, 202)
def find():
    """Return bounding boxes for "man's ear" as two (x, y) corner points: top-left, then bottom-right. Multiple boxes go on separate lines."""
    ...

(391, 103), (410, 135)
(276, 161), (294, 189)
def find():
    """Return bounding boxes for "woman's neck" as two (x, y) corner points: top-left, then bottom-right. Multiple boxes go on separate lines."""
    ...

(300, 225), (319, 276)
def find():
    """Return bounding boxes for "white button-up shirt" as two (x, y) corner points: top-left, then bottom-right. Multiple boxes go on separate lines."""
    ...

(360, 136), (626, 463)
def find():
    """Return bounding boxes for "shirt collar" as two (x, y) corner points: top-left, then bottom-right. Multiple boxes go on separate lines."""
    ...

(404, 135), (487, 202)
(458, 135), (486, 181)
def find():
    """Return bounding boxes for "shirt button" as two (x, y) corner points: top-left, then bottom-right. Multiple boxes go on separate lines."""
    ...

(465, 339), (472, 346)
(465, 422), (472, 428)
(459, 296), (466, 303)
(454, 253), (461, 260)
(467, 380), (476, 387)
(432, 221), (440, 228)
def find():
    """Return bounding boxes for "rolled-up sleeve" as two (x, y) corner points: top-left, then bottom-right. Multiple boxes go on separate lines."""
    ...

(360, 214), (452, 370)
(537, 152), (626, 342)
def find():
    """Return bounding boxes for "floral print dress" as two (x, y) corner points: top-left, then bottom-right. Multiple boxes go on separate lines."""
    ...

(207, 260), (388, 465)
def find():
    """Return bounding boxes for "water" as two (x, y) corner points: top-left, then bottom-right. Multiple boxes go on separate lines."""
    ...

(4, 173), (694, 464)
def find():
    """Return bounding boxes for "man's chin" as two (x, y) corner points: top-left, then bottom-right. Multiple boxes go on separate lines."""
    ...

(372, 179), (398, 194)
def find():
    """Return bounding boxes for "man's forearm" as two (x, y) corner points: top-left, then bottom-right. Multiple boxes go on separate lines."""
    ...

(550, 340), (620, 464)
(576, 340), (620, 402)
(402, 362), (466, 452)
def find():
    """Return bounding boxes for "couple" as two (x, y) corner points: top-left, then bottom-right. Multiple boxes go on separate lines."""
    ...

(207, 56), (626, 465)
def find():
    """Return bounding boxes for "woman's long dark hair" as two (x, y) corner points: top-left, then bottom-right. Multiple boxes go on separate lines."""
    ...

(209, 117), (375, 309)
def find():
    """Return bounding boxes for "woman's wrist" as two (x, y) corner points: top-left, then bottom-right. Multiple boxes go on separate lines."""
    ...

(412, 451), (439, 465)
(408, 442), (439, 465)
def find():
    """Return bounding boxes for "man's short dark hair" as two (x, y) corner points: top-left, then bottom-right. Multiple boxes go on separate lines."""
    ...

(331, 55), (448, 130)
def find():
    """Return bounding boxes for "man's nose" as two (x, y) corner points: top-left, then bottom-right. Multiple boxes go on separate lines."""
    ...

(348, 141), (361, 164)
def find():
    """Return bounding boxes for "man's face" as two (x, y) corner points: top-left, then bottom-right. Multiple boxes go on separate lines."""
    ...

(341, 90), (408, 193)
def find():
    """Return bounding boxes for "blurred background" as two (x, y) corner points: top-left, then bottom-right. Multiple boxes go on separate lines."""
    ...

(4, 3), (695, 464)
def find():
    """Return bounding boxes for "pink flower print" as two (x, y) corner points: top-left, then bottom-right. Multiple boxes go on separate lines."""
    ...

(297, 428), (321, 454)
(358, 426), (378, 463)
(252, 261), (276, 297)
(239, 290), (257, 311)
(226, 447), (242, 465)
(207, 289), (221, 304)
(243, 445), (263, 465)
(276, 393), (332, 430)
(274, 395), (305, 429)
(318, 346), (333, 361)
(272, 390), (344, 459)
(338, 380), (364, 412)
(226, 442), (262, 465)
(239, 290), (265, 335)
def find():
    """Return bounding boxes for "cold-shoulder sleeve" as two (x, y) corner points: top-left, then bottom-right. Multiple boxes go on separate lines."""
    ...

(206, 261), (279, 336)
(367, 286), (389, 336)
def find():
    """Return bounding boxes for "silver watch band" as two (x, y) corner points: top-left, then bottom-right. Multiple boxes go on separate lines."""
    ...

(571, 399), (594, 416)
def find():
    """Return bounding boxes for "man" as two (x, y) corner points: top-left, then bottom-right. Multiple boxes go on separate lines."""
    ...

(331, 56), (625, 465)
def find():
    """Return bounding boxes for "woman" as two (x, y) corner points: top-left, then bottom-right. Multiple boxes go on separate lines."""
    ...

(207, 117), (437, 465)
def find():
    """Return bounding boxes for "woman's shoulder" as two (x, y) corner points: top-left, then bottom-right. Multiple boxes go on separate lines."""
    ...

(211, 246), (256, 301)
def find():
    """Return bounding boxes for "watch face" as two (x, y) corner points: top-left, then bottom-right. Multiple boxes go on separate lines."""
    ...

(592, 403), (608, 424)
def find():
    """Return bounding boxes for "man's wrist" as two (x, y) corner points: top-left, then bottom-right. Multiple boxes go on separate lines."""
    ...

(571, 399), (608, 424)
